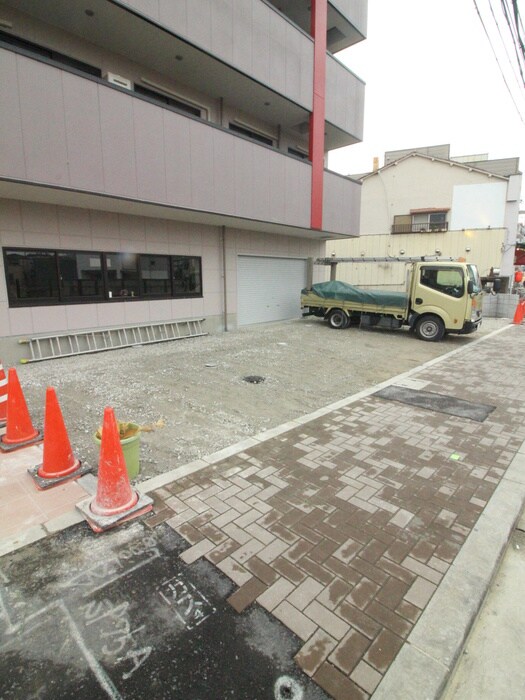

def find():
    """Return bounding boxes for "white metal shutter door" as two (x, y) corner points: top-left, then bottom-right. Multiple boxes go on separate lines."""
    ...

(237, 256), (307, 325)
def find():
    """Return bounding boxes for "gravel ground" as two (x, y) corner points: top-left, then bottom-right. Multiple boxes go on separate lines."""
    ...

(16, 316), (510, 481)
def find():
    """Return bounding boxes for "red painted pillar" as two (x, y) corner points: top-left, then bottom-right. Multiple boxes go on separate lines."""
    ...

(309, 0), (327, 230)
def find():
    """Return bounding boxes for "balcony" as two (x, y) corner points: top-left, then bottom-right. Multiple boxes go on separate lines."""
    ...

(0, 49), (360, 237)
(391, 223), (449, 234)
(0, 0), (363, 150)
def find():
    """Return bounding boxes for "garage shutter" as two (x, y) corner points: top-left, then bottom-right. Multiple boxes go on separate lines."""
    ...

(237, 256), (307, 325)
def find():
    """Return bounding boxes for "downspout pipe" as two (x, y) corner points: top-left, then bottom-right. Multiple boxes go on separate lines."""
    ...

(221, 226), (228, 331)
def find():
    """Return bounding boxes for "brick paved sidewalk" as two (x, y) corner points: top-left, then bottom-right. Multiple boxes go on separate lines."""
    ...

(148, 324), (525, 699)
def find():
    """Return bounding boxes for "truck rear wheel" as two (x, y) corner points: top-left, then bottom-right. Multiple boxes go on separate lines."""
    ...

(328, 309), (349, 329)
(414, 315), (445, 342)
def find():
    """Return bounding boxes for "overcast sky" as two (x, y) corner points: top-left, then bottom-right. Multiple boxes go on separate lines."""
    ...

(328, 0), (525, 204)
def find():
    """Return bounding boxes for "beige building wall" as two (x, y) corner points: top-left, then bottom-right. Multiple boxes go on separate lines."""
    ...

(330, 153), (517, 288)
(329, 229), (506, 289)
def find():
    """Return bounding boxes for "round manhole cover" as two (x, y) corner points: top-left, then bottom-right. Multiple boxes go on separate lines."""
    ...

(243, 375), (265, 384)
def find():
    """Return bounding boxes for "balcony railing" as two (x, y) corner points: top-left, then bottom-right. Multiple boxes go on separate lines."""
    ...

(391, 223), (449, 234)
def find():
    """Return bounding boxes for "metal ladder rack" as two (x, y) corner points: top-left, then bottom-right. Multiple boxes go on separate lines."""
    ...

(19, 318), (207, 363)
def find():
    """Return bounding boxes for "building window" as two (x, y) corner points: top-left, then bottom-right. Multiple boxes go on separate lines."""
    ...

(392, 211), (448, 234)
(228, 122), (274, 147)
(3, 248), (202, 306)
(140, 255), (171, 297)
(106, 252), (140, 298)
(412, 211), (447, 232)
(4, 249), (59, 303)
(134, 84), (202, 118)
(288, 147), (309, 160)
(0, 30), (101, 78)
(58, 251), (104, 301)
(172, 256), (202, 296)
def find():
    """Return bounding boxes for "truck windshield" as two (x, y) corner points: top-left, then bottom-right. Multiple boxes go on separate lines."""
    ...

(467, 264), (482, 293)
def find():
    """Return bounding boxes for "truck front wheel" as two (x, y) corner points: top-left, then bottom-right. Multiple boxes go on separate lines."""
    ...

(328, 309), (349, 329)
(414, 315), (445, 342)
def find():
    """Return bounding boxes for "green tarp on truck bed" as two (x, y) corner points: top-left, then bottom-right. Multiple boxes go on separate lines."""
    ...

(302, 281), (408, 308)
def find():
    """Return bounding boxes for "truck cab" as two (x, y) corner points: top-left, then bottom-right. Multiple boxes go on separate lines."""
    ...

(409, 262), (483, 340)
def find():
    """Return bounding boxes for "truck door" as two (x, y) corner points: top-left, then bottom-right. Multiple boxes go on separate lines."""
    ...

(412, 266), (467, 329)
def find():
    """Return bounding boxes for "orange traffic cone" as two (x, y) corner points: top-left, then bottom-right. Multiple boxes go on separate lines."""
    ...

(0, 360), (7, 428)
(28, 387), (92, 489)
(0, 368), (42, 452)
(76, 407), (152, 533)
(513, 298), (525, 324)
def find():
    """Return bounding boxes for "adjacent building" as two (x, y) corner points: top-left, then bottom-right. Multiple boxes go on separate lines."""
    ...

(0, 0), (366, 362)
(331, 144), (522, 293)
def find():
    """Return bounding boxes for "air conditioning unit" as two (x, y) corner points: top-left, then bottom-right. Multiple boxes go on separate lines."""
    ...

(104, 72), (133, 90)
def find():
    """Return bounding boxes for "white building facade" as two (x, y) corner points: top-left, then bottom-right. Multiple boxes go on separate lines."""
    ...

(331, 145), (521, 292)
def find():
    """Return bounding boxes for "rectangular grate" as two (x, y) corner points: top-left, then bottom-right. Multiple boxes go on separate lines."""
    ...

(374, 385), (496, 422)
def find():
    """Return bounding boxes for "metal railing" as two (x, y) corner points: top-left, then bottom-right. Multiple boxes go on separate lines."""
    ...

(391, 223), (449, 234)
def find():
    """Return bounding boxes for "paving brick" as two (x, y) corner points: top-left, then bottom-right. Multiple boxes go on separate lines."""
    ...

(286, 576), (325, 611)
(179, 538), (215, 564)
(375, 576), (411, 610)
(313, 662), (368, 700)
(295, 628), (337, 676)
(222, 522), (253, 545)
(269, 522), (299, 544)
(350, 660), (382, 694)
(347, 577), (380, 609)
(349, 557), (389, 586)
(363, 628), (404, 673)
(316, 577), (353, 610)
(324, 557), (361, 587)
(233, 509), (262, 529)
(243, 556), (280, 586)
(401, 555), (443, 584)
(328, 627), (371, 675)
(297, 557), (334, 586)
(231, 538), (266, 565)
(216, 556), (253, 587)
(272, 556), (307, 584)
(283, 538), (315, 563)
(210, 508), (241, 528)
(205, 538), (240, 564)
(304, 600), (349, 640)
(308, 538), (341, 564)
(257, 538), (290, 564)
(366, 600), (412, 639)
(227, 577), (268, 613)
(337, 601), (381, 640)
(256, 577), (295, 612)
(174, 522), (204, 545)
(333, 538), (362, 564)
(404, 575), (437, 609)
(274, 601), (318, 643)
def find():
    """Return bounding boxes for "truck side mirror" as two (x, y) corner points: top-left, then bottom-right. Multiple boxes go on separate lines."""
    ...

(467, 280), (474, 294)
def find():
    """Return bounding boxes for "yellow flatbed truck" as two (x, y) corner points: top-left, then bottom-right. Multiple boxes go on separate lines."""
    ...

(301, 260), (483, 341)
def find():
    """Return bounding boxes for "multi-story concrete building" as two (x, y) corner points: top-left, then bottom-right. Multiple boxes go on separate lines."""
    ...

(332, 144), (522, 293)
(0, 0), (366, 362)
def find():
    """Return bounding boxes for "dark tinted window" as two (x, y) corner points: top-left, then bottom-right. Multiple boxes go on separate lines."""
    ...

(172, 256), (202, 296)
(58, 251), (104, 300)
(4, 249), (59, 303)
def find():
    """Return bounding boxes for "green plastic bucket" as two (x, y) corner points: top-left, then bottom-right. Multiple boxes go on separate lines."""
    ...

(93, 425), (141, 480)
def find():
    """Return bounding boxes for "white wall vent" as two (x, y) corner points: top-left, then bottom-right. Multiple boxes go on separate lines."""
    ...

(104, 72), (133, 90)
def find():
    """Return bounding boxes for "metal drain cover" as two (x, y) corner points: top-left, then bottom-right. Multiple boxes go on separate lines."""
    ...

(375, 385), (496, 422)
(243, 375), (265, 384)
